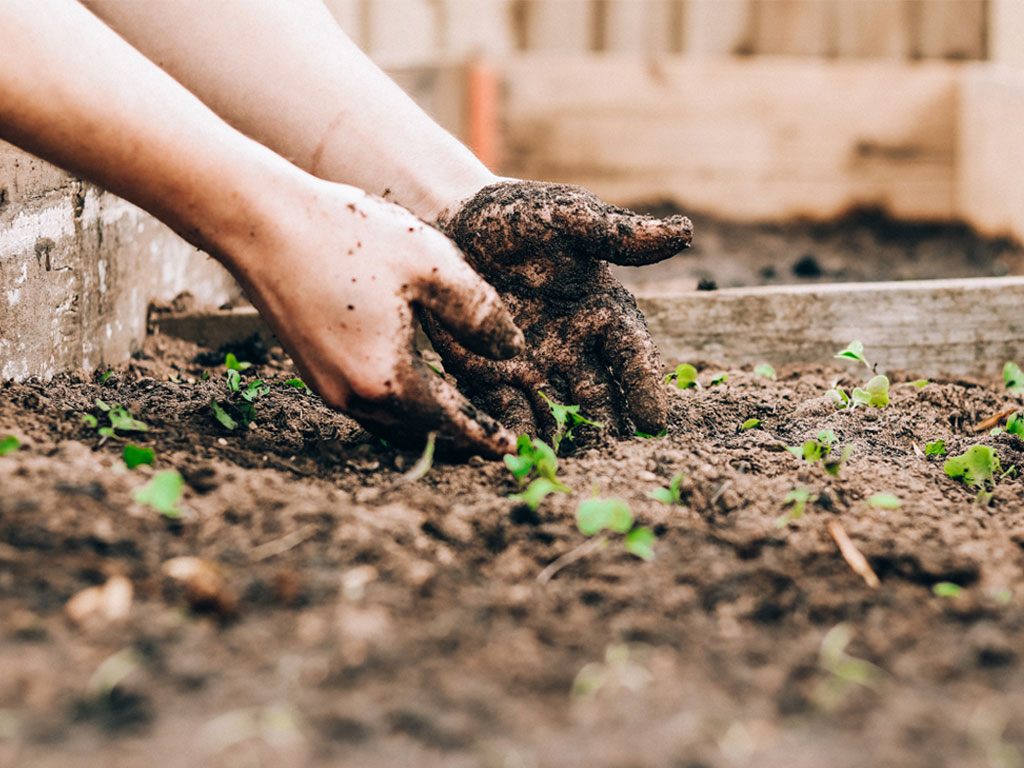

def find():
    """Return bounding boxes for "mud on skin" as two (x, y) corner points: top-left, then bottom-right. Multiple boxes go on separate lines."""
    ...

(425, 180), (693, 440)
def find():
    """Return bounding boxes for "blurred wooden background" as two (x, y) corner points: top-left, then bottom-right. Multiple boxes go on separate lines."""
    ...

(324, 0), (1024, 67)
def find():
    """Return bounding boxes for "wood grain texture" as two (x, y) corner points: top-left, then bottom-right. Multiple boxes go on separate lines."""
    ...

(637, 277), (1024, 377)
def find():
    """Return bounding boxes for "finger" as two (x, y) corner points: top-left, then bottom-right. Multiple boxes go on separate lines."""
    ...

(347, 359), (517, 459)
(471, 384), (536, 437)
(600, 306), (668, 435)
(413, 246), (524, 360)
(564, 204), (694, 267)
(567, 362), (623, 435)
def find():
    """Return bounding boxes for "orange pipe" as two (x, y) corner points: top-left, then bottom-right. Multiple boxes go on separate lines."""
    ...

(467, 59), (499, 171)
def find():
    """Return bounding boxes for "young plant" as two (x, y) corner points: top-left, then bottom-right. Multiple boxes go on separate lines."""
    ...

(133, 470), (184, 517)
(944, 445), (1016, 504)
(932, 581), (962, 598)
(814, 623), (885, 711)
(505, 435), (570, 510)
(754, 363), (777, 381)
(576, 497), (655, 561)
(990, 412), (1024, 437)
(834, 341), (871, 369)
(284, 378), (308, 391)
(81, 399), (148, 440)
(539, 391), (603, 453)
(634, 429), (667, 439)
(0, 435), (20, 456)
(925, 439), (947, 456)
(123, 444), (155, 469)
(786, 431), (852, 475)
(211, 370), (271, 429)
(1005, 361), (1024, 396)
(646, 473), (684, 506)
(709, 373), (728, 387)
(664, 363), (699, 390)
(866, 493), (900, 509)
(224, 352), (252, 371)
(826, 384), (851, 409)
(851, 375), (890, 408)
(740, 418), (760, 431)
(775, 487), (816, 527)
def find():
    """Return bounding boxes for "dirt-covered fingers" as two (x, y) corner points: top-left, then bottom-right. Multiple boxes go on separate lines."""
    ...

(410, 243), (523, 360)
(599, 305), (668, 436)
(566, 362), (624, 435)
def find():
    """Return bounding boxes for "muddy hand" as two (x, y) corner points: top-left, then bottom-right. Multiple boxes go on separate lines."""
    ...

(230, 180), (524, 458)
(423, 180), (693, 439)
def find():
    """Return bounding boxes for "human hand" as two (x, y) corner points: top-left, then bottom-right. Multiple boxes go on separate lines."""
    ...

(423, 180), (693, 440)
(229, 179), (524, 457)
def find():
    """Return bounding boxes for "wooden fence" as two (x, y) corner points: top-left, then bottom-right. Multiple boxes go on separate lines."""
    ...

(323, 0), (1024, 67)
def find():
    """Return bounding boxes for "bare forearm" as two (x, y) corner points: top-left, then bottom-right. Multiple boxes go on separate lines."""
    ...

(0, 0), (300, 264)
(82, 0), (496, 220)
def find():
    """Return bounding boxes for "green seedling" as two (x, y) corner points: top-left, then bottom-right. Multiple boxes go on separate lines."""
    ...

(213, 371), (270, 429)
(823, 445), (854, 476)
(284, 378), (307, 391)
(0, 435), (20, 456)
(710, 373), (728, 386)
(991, 412), (1024, 437)
(910, 379), (929, 388)
(834, 341), (871, 369)
(201, 370), (211, 382)
(754, 363), (777, 381)
(851, 375), (890, 408)
(933, 581), (963, 598)
(634, 429), (667, 439)
(867, 493), (900, 509)
(133, 469), (184, 517)
(740, 418), (760, 431)
(576, 497), (655, 561)
(510, 477), (570, 511)
(925, 439), (947, 456)
(224, 352), (251, 371)
(539, 391), (603, 453)
(944, 445), (1016, 504)
(1005, 361), (1024, 395)
(827, 384), (851, 409)
(814, 623), (885, 711)
(665, 363), (699, 390)
(81, 400), (147, 439)
(775, 487), (816, 527)
(787, 430), (843, 466)
(122, 444), (155, 469)
(209, 398), (238, 431)
(646, 473), (684, 506)
(505, 435), (570, 510)
(99, 371), (113, 384)
(398, 432), (435, 484)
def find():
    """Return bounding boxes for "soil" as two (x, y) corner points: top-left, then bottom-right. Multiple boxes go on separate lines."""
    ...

(613, 207), (1024, 294)
(3, 329), (1024, 768)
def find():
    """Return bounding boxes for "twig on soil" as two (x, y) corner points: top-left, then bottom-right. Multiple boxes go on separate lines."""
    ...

(536, 536), (607, 586)
(250, 523), (318, 562)
(972, 407), (1018, 433)
(827, 521), (880, 589)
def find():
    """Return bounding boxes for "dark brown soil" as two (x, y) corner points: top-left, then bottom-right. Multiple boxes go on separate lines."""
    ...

(3, 330), (1024, 768)
(614, 206), (1024, 294)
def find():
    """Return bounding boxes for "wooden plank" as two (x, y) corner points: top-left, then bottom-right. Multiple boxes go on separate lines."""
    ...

(989, 0), (1024, 67)
(599, 0), (676, 53)
(500, 56), (958, 221)
(835, 0), (912, 60)
(749, 0), (838, 57)
(910, 0), (986, 61)
(639, 277), (1024, 377)
(681, 0), (753, 57)
(956, 66), (1024, 245)
(523, 0), (592, 52)
(437, 0), (515, 58)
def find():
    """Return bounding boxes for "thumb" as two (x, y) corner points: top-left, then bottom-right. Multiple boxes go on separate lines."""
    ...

(414, 247), (524, 360)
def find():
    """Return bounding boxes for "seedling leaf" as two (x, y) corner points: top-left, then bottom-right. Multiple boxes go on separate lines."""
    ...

(867, 492), (900, 509)
(226, 368), (241, 392)
(624, 527), (655, 561)
(1005, 361), (1024, 395)
(646, 473), (684, 506)
(944, 445), (1002, 489)
(539, 391), (603, 453)
(665, 363), (699, 390)
(776, 487), (815, 527)
(933, 582), (962, 598)
(284, 378), (307, 391)
(911, 379), (929, 388)
(209, 398), (238, 431)
(0, 435), (19, 456)
(99, 371), (113, 384)
(1006, 413), (1024, 437)
(710, 373), (728, 386)
(634, 429), (667, 439)
(577, 498), (633, 536)
(224, 352), (251, 371)
(740, 418), (760, 431)
(824, 444), (853, 476)
(851, 375), (890, 408)
(510, 478), (569, 510)
(108, 407), (148, 432)
(754, 364), (777, 381)
(81, 413), (98, 428)
(925, 439), (946, 456)
(133, 470), (184, 517)
(123, 444), (155, 469)
(834, 341), (870, 369)
(827, 386), (850, 409)
(95, 399), (111, 412)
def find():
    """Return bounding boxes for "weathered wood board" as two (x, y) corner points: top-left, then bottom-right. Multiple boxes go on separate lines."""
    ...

(640, 277), (1024, 377)
(154, 277), (1024, 379)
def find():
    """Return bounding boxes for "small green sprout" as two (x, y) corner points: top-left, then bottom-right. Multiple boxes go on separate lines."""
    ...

(754, 363), (777, 381)
(787, 430), (841, 464)
(133, 470), (184, 517)
(823, 445), (854, 476)
(107, 406), (148, 432)
(993, 587), (1013, 604)
(910, 379), (929, 388)
(122, 444), (155, 469)
(0, 435), (20, 456)
(827, 385), (850, 409)
(209, 398), (238, 431)
(539, 391), (603, 453)
(933, 582), (962, 598)
(710, 373), (728, 387)
(81, 413), (99, 428)
(505, 436), (570, 510)
(851, 375), (890, 408)
(96, 398), (110, 411)
(866, 493), (900, 509)
(398, 432), (435, 484)
(814, 623), (885, 710)
(226, 368), (241, 392)
(665, 363), (699, 390)
(576, 498), (655, 561)
(991, 412), (1024, 437)
(944, 445), (1016, 504)
(1005, 362), (1024, 395)
(284, 378), (307, 391)
(925, 439), (947, 456)
(776, 487), (816, 527)
(646, 473), (684, 506)
(201, 370), (211, 382)
(99, 371), (113, 384)
(834, 341), (871, 369)
(224, 352), (252, 371)
(740, 418), (760, 431)
(510, 478), (570, 510)
(634, 429), (667, 439)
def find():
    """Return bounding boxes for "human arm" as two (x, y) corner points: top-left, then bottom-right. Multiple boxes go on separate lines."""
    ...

(0, 0), (522, 456)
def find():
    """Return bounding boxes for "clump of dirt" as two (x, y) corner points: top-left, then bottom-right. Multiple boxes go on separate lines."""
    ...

(2, 333), (1023, 768)
(615, 205), (1024, 294)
